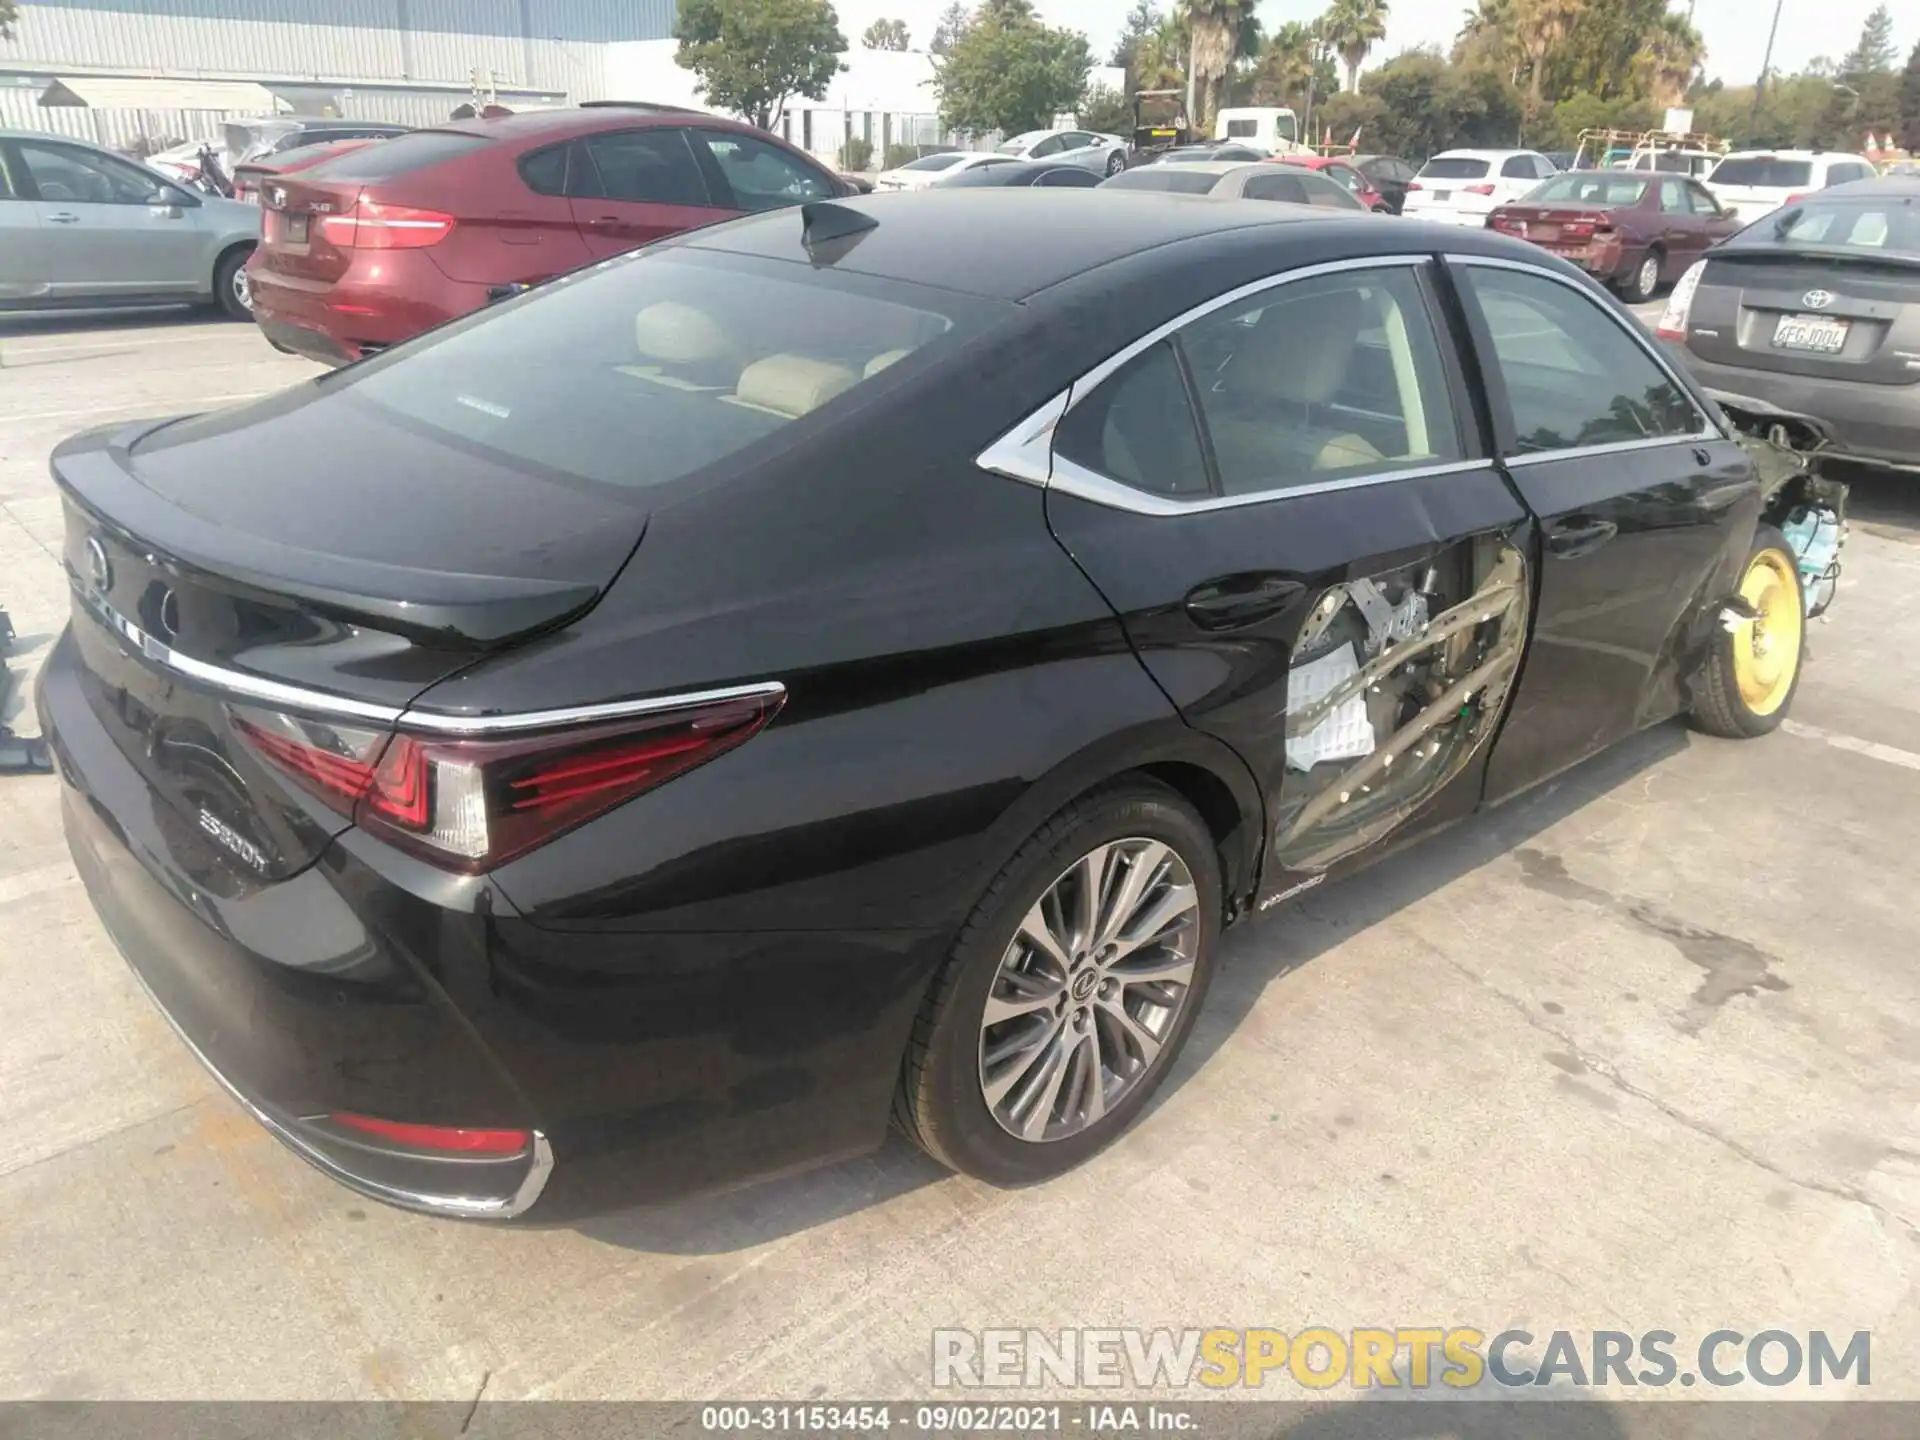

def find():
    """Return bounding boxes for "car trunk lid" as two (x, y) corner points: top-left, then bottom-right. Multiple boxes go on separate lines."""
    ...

(255, 174), (365, 282)
(1489, 203), (1618, 250)
(51, 399), (647, 880)
(1684, 249), (1920, 386)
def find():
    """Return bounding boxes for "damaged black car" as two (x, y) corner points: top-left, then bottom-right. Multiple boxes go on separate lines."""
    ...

(38, 190), (1847, 1217)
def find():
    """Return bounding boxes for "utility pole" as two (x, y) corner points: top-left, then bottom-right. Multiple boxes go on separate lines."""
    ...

(1749, 0), (1785, 139)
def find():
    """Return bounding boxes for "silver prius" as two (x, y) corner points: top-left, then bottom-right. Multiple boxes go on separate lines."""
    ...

(0, 130), (262, 319)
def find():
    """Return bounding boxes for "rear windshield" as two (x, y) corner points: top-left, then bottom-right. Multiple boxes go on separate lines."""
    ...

(1419, 157), (1490, 180)
(1709, 157), (1812, 188)
(901, 153), (963, 172)
(308, 131), (488, 182)
(328, 249), (991, 493)
(1527, 174), (1648, 207)
(1769, 200), (1920, 257)
(1102, 168), (1219, 194)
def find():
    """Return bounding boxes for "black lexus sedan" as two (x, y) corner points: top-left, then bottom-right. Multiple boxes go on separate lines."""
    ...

(41, 190), (1845, 1219)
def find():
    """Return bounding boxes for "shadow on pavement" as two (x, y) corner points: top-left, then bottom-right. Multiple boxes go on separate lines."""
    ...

(0, 305), (212, 340)
(564, 723), (1688, 1255)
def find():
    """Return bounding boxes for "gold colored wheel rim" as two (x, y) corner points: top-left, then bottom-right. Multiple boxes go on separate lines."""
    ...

(1732, 549), (1802, 716)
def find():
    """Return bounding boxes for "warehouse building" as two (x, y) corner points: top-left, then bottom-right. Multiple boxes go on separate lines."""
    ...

(0, 0), (671, 146)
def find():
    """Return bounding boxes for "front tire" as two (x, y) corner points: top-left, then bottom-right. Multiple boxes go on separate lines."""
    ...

(895, 779), (1221, 1184)
(214, 245), (254, 320)
(1618, 248), (1662, 304)
(1106, 151), (1126, 176)
(1691, 524), (1806, 739)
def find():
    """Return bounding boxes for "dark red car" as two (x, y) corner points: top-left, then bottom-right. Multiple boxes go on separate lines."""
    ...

(1487, 169), (1742, 302)
(1270, 153), (1394, 212)
(248, 104), (853, 364)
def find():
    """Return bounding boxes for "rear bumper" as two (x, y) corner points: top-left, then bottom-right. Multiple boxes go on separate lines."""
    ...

(1665, 343), (1920, 471)
(38, 627), (553, 1218)
(247, 250), (482, 364)
(1404, 206), (1492, 228)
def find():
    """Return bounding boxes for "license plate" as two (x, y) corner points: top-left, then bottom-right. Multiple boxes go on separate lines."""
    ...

(1431, 189), (1451, 202)
(286, 213), (308, 243)
(1530, 222), (1559, 242)
(1772, 313), (1848, 353)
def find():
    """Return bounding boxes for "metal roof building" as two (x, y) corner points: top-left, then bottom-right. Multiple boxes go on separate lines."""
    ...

(0, 0), (673, 144)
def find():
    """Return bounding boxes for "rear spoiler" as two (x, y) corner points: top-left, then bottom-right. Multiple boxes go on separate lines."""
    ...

(51, 421), (604, 649)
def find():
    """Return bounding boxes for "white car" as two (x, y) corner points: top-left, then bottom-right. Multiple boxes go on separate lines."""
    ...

(1703, 150), (1879, 226)
(1402, 149), (1558, 227)
(995, 128), (1130, 177)
(873, 151), (1021, 191)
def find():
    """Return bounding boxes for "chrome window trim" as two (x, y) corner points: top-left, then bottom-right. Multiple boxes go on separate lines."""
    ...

(975, 253), (1445, 513)
(76, 580), (786, 737)
(1445, 253), (1729, 451)
(1051, 454), (1501, 517)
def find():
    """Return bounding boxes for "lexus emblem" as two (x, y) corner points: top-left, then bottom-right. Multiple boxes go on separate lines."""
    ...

(1802, 289), (1835, 310)
(85, 535), (112, 592)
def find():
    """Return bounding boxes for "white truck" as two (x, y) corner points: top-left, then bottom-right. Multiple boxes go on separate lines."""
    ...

(1213, 107), (1312, 157)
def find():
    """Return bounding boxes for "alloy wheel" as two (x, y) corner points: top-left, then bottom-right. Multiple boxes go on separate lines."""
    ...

(233, 266), (253, 313)
(978, 838), (1199, 1143)
(1637, 255), (1658, 298)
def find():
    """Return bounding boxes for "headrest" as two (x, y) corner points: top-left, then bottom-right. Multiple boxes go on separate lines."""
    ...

(633, 303), (735, 367)
(1240, 287), (1366, 405)
(864, 348), (913, 378)
(732, 354), (859, 418)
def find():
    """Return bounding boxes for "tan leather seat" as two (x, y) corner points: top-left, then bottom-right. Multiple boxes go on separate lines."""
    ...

(625, 303), (741, 389)
(864, 348), (914, 378)
(728, 354), (859, 418)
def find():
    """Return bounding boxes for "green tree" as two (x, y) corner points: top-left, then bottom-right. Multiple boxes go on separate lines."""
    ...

(1840, 4), (1898, 78)
(1322, 0), (1389, 94)
(934, 1), (1093, 136)
(675, 0), (847, 130)
(1249, 21), (1318, 108)
(1358, 47), (1521, 158)
(929, 2), (971, 56)
(861, 17), (910, 50)
(1633, 13), (1704, 108)
(1079, 83), (1132, 134)
(1111, 0), (1165, 91)
(1131, 12), (1190, 93)
(1184, 0), (1246, 131)
(1901, 39), (1920, 151)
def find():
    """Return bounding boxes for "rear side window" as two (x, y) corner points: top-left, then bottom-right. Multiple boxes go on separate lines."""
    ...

(1183, 267), (1461, 495)
(1054, 342), (1212, 499)
(1421, 157), (1490, 180)
(583, 129), (714, 206)
(1102, 168), (1219, 194)
(310, 132), (489, 182)
(1301, 175), (1362, 209)
(1501, 156), (1537, 179)
(331, 250), (988, 493)
(1242, 172), (1309, 204)
(1709, 157), (1812, 188)
(1463, 268), (1701, 453)
(517, 142), (572, 197)
(1823, 162), (1872, 186)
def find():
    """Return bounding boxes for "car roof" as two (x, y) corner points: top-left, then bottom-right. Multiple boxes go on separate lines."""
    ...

(1431, 148), (1541, 160)
(426, 105), (735, 142)
(680, 189), (1363, 299)
(1822, 176), (1920, 198)
(1145, 160), (1267, 175)
(1718, 149), (1869, 161)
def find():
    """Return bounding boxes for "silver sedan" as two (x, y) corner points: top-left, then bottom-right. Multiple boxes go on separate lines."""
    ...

(995, 128), (1131, 178)
(1098, 159), (1369, 210)
(0, 130), (263, 318)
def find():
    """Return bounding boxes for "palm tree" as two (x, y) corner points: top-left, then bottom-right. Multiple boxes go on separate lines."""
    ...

(1321, 0), (1389, 93)
(1635, 12), (1704, 108)
(1134, 12), (1190, 92)
(1509, 0), (1586, 113)
(1185, 0), (1246, 130)
(1251, 21), (1319, 108)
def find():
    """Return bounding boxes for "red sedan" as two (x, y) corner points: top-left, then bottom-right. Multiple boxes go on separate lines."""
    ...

(248, 105), (851, 365)
(1269, 153), (1394, 212)
(1487, 169), (1743, 302)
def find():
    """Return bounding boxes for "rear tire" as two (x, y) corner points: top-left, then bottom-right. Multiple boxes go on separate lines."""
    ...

(214, 245), (254, 321)
(1690, 524), (1806, 739)
(1618, 248), (1662, 304)
(894, 778), (1221, 1185)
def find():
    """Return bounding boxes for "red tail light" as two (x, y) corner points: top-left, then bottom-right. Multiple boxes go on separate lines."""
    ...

(1783, 192), (1809, 206)
(318, 200), (456, 250)
(328, 1114), (530, 1156)
(1464, 183), (1496, 196)
(231, 689), (783, 872)
(1406, 181), (1423, 192)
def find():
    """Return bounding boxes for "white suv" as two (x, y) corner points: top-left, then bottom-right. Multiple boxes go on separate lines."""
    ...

(1703, 150), (1878, 226)
(1402, 149), (1557, 227)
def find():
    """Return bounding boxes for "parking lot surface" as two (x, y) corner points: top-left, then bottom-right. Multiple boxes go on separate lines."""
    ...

(3, 307), (1919, 1404)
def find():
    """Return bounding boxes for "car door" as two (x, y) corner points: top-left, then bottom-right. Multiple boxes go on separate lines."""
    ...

(13, 139), (204, 297)
(0, 144), (49, 300)
(568, 127), (735, 259)
(1685, 180), (1740, 246)
(1451, 258), (1761, 804)
(1656, 177), (1709, 273)
(691, 128), (838, 212)
(1033, 258), (1535, 900)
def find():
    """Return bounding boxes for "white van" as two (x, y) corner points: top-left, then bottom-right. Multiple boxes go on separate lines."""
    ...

(1213, 107), (1308, 156)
